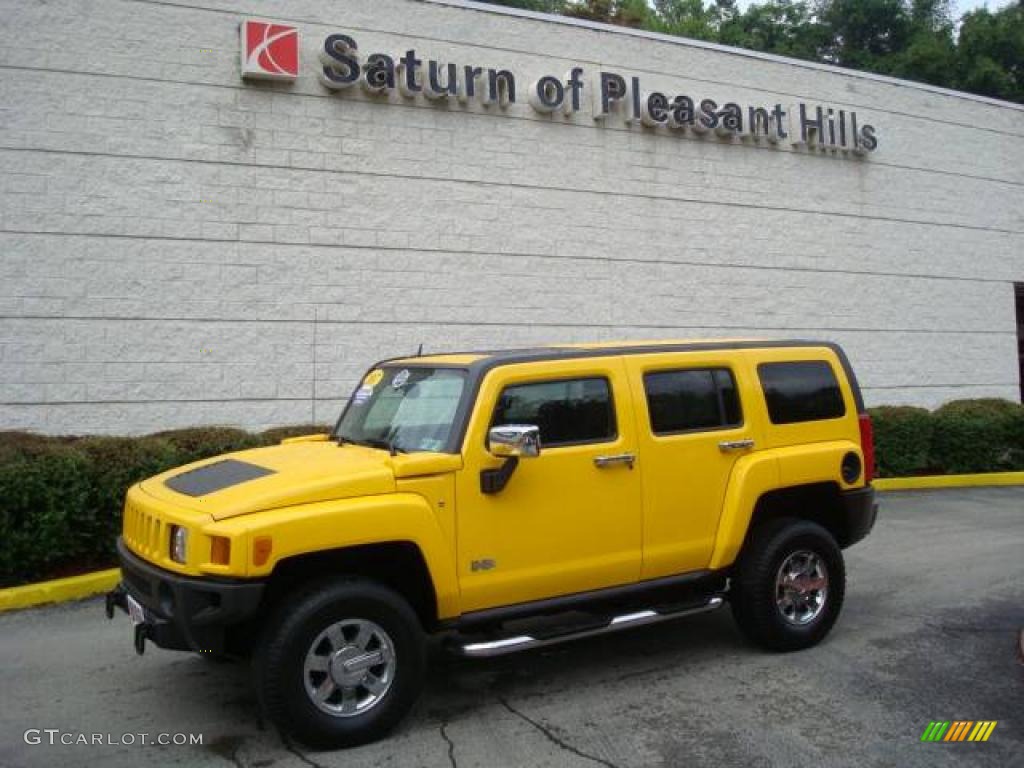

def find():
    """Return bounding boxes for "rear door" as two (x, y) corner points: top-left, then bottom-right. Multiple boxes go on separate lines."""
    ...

(624, 352), (757, 579)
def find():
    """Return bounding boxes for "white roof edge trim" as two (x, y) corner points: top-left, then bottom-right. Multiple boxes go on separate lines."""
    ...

(417, 0), (1024, 113)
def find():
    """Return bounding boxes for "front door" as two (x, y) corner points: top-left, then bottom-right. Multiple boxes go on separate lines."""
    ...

(455, 357), (643, 613)
(624, 352), (756, 579)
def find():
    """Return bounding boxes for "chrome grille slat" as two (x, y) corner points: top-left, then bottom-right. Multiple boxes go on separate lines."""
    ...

(122, 499), (169, 560)
(126, 503), (136, 548)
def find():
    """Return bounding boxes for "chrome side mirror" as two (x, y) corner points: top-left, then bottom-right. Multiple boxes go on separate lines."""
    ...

(487, 424), (541, 458)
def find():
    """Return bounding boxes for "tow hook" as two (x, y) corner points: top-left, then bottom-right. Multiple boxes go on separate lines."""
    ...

(105, 584), (126, 619)
(134, 623), (150, 655)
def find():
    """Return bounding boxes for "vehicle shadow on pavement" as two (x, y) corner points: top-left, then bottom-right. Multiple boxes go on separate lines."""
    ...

(188, 607), (745, 761)
(423, 609), (744, 715)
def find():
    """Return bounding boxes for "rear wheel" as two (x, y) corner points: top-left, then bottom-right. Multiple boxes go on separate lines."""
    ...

(730, 518), (845, 651)
(255, 579), (426, 748)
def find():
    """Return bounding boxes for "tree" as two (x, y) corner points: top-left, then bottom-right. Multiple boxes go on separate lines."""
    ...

(884, 0), (957, 86)
(957, 2), (1024, 102)
(717, 1), (825, 61)
(815, 0), (913, 70)
(474, 0), (1024, 104)
(649, 0), (719, 41)
(565, 0), (652, 27)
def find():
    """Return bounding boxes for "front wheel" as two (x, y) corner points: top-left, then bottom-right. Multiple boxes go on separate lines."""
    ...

(730, 518), (845, 652)
(255, 579), (426, 748)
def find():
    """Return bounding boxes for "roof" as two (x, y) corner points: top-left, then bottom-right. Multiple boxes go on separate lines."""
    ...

(562, 338), (763, 350)
(386, 337), (836, 367)
(386, 353), (489, 366)
(358, 337), (865, 450)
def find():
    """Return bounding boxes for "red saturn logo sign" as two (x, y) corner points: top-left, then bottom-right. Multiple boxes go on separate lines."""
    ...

(240, 19), (299, 81)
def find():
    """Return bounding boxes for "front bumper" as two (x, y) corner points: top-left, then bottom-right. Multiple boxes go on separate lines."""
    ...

(105, 537), (264, 654)
(840, 485), (878, 548)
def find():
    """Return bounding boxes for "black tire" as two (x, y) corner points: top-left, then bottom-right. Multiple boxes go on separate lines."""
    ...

(730, 518), (845, 652)
(255, 578), (426, 748)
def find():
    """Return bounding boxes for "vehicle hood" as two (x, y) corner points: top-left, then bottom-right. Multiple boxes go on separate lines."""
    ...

(141, 439), (398, 521)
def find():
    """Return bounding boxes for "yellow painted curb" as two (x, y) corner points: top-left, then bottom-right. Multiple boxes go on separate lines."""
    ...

(875, 471), (1024, 491)
(0, 568), (120, 613)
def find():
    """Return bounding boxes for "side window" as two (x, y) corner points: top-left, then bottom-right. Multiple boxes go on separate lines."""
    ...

(643, 368), (743, 434)
(491, 377), (616, 447)
(758, 361), (846, 424)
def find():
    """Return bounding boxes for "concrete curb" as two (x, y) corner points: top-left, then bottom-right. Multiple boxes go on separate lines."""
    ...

(874, 472), (1024, 491)
(0, 568), (120, 613)
(2, 472), (1022, 613)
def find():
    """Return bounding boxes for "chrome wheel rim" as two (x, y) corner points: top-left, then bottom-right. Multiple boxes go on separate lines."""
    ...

(303, 618), (396, 717)
(775, 550), (829, 626)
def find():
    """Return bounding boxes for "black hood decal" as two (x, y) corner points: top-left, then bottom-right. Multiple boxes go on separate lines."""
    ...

(165, 459), (275, 497)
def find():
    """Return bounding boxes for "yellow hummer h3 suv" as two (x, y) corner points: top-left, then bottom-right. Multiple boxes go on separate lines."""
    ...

(106, 340), (877, 747)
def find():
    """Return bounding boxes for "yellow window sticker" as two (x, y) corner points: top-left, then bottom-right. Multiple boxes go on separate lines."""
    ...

(363, 369), (384, 388)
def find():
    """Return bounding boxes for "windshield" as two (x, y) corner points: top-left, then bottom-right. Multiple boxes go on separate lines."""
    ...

(334, 367), (468, 453)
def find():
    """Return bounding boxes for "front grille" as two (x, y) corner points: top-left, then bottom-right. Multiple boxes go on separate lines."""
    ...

(123, 498), (166, 561)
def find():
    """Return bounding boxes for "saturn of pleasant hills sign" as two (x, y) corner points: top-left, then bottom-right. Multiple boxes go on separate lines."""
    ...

(240, 19), (878, 155)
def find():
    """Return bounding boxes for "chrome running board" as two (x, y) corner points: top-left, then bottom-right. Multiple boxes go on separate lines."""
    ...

(452, 597), (724, 658)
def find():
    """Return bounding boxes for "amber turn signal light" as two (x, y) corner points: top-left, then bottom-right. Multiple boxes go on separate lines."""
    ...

(253, 536), (273, 566)
(210, 536), (231, 565)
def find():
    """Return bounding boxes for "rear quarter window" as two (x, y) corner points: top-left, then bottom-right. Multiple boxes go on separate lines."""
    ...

(758, 361), (846, 424)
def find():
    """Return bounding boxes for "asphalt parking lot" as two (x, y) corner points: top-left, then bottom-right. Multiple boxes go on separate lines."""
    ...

(1, 487), (1021, 768)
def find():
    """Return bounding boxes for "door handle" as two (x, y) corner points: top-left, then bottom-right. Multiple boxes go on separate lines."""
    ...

(594, 453), (636, 469)
(718, 439), (755, 452)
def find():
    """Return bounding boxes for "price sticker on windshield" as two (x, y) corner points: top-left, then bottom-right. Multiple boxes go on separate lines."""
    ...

(352, 369), (384, 406)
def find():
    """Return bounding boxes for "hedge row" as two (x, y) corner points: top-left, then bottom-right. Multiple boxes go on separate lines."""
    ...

(868, 399), (1024, 477)
(0, 425), (329, 587)
(1, 398), (1022, 588)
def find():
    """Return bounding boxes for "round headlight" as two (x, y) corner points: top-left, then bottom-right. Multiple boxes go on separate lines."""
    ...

(170, 525), (189, 564)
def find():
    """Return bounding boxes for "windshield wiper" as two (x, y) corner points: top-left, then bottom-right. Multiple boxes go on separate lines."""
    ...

(345, 436), (404, 456)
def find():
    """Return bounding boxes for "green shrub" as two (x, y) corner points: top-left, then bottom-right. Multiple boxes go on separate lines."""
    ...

(2, 402), (1022, 589)
(150, 426), (262, 465)
(0, 439), (94, 587)
(929, 399), (1024, 474)
(868, 406), (934, 478)
(0, 425), (337, 586)
(74, 436), (182, 570)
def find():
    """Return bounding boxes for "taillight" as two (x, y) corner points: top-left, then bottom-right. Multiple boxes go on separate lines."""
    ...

(858, 413), (875, 483)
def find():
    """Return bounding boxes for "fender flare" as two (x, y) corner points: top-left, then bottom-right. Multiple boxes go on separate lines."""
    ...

(220, 493), (460, 618)
(709, 441), (862, 570)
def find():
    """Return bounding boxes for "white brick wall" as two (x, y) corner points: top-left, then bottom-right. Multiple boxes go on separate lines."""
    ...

(0, 0), (1021, 434)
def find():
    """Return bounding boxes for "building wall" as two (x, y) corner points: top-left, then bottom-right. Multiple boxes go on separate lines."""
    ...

(1, 0), (1022, 434)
